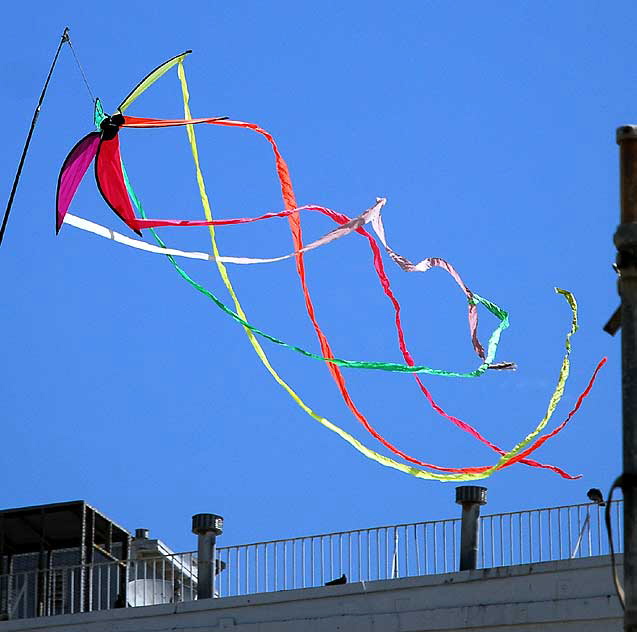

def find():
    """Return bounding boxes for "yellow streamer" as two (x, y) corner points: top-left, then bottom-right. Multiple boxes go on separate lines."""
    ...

(176, 62), (579, 482)
(118, 51), (192, 113)
(472, 287), (578, 477)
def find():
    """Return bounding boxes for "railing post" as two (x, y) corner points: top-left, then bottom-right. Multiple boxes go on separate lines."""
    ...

(456, 486), (487, 571)
(192, 513), (223, 600)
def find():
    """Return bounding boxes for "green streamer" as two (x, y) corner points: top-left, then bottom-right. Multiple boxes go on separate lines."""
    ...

(121, 164), (510, 378)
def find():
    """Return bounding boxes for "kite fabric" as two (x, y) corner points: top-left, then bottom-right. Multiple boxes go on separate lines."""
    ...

(64, 210), (389, 264)
(95, 129), (140, 234)
(117, 50), (192, 113)
(55, 52), (225, 235)
(65, 201), (391, 263)
(53, 51), (606, 482)
(56, 133), (100, 233)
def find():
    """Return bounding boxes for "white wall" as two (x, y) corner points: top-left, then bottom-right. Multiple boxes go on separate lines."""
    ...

(1, 555), (623, 632)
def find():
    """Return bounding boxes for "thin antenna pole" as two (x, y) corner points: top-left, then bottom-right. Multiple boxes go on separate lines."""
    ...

(0, 27), (70, 247)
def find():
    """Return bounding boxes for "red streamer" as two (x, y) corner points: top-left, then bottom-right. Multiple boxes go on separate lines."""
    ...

(121, 115), (602, 478)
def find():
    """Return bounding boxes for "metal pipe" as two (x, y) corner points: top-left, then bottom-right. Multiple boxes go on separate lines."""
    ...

(616, 125), (637, 631)
(0, 28), (69, 247)
(455, 486), (487, 571)
(192, 513), (223, 600)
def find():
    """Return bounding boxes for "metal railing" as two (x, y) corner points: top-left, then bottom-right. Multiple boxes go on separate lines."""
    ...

(214, 500), (622, 597)
(214, 517), (459, 596)
(0, 500), (623, 619)
(479, 501), (622, 567)
(0, 553), (199, 619)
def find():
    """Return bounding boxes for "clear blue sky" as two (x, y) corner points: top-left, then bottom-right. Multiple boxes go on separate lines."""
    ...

(0, 1), (631, 552)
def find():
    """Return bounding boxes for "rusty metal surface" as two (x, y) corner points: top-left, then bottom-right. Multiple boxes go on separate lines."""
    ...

(615, 126), (637, 631)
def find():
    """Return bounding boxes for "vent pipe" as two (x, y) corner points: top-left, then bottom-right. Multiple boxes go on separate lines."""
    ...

(456, 486), (487, 571)
(192, 513), (223, 600)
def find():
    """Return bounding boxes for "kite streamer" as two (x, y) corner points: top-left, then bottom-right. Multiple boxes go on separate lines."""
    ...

(65, 195), (606, 477)
(72, 194), (602, 481)
(64, 200), (389, 265)
(57, 88), (515, 379)
(175, 63), (596, 479)
(58, 101), (514, 377)
(50, 51), (605, 481)
(177, 67), (591, 477)
(114, 111), (547, 469)
(63, 207), (510, 378)
(131, 172), (595, 481)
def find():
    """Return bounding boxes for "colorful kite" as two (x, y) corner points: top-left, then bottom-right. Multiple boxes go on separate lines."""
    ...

(55, 52), (227, 236)
(42, 48), (605, 481)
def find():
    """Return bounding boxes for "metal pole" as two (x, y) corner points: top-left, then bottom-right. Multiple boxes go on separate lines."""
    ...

(455, 486), (487, 571)
(616, 125), (637, 631)
(192, 514), (223, 600)
(0, 27), (69, 247)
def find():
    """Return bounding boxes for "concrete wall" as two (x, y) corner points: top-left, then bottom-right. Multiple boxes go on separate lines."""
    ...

(0, 555), (623, 632)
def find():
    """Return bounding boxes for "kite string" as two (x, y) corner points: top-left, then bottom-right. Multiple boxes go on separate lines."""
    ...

(65, 34), (96, 103)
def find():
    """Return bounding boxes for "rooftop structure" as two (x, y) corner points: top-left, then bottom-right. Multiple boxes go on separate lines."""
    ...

(0, 494), (624, 630)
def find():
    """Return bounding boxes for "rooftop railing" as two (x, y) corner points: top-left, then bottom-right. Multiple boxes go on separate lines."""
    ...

(214, 500), (622, 597)
(0, 500), (623, 620)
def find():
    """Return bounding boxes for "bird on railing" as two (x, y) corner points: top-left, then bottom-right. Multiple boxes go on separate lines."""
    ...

(587, 488), (606, 506)
(325, 574), (347, 586)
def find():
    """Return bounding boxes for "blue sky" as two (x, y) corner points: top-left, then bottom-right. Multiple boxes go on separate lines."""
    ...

(0, 1), (632, 552)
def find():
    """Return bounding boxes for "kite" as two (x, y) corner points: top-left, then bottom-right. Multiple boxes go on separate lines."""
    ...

(55, 51), (227, 236)
(5, 37), (606, 482)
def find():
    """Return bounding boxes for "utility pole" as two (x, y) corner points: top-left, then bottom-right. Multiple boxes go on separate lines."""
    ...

(615, 125), (637, 631)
